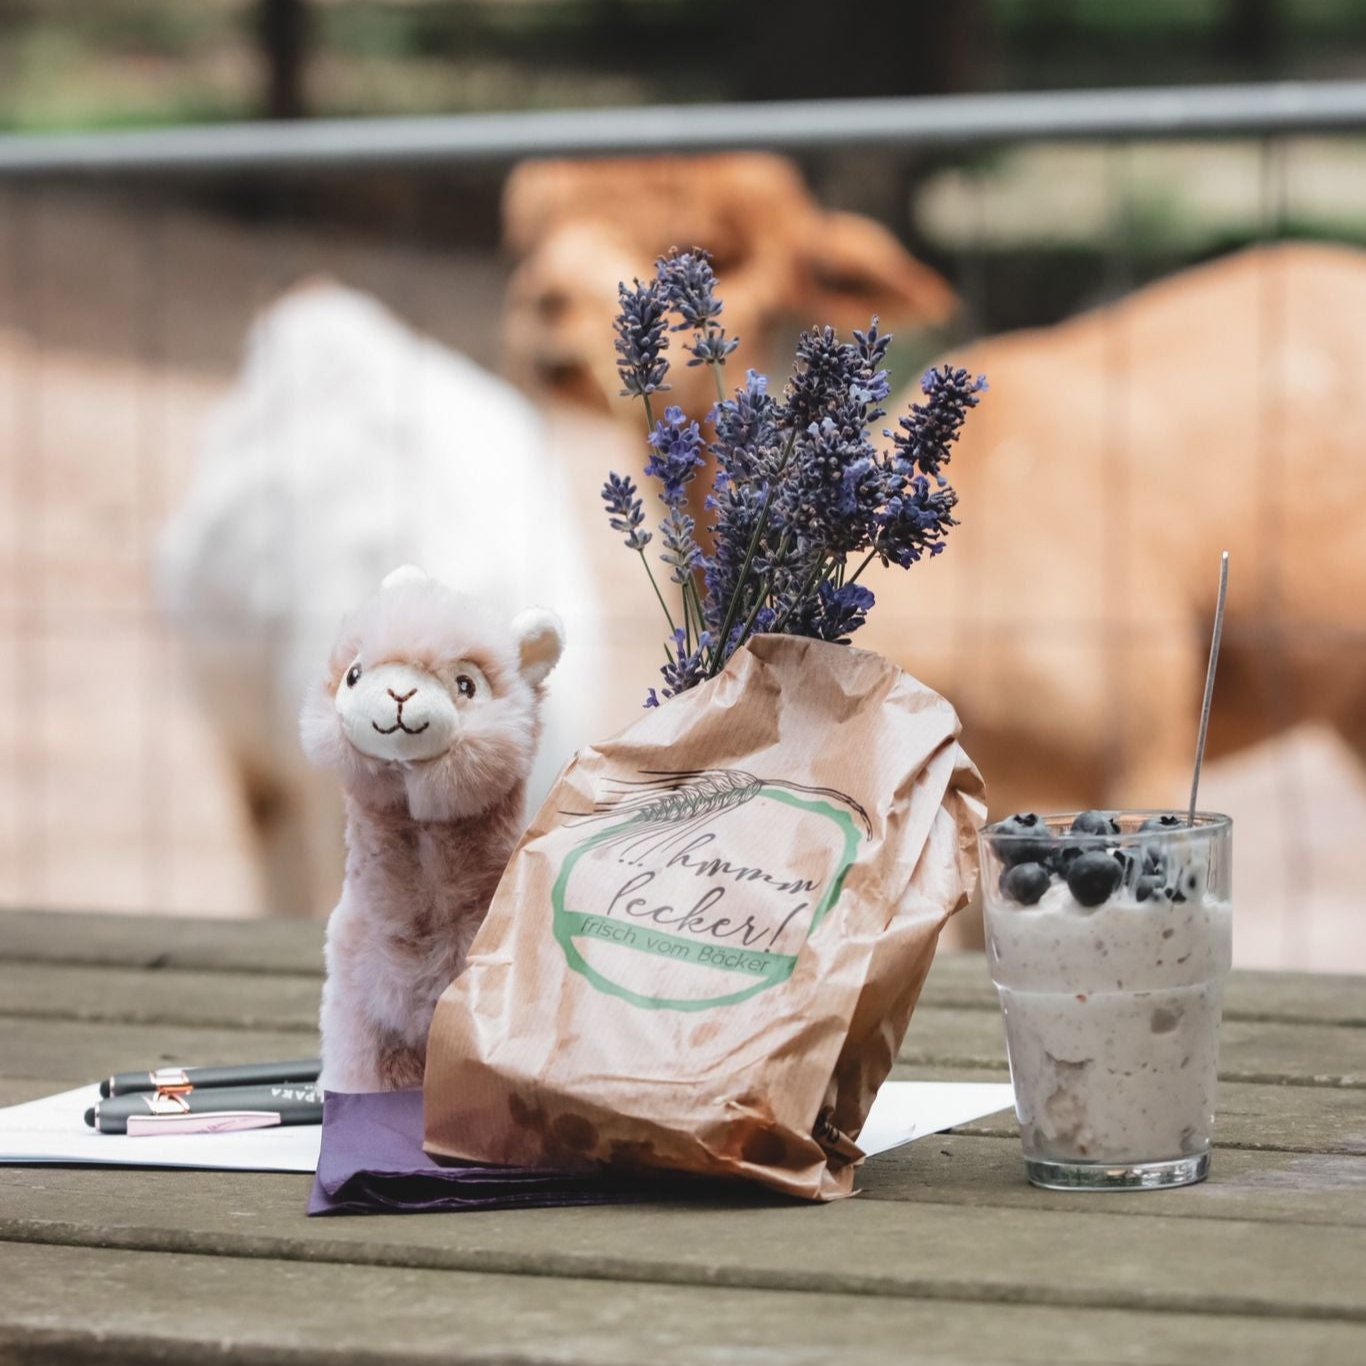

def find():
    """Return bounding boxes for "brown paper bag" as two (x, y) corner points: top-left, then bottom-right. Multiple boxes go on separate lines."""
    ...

(424, 634), (985, 1200)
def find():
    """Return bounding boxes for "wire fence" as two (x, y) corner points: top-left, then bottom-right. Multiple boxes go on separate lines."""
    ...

(1, 83), (1363, 969)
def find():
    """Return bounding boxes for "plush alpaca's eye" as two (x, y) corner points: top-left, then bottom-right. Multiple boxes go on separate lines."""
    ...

(456, 675), (476, 699)
(345, 664), (362, 688)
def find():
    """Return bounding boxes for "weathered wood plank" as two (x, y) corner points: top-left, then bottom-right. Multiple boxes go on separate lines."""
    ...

(5, 1242), (1363, 1366)
(0, 962), (321, 1031)
(3, 911), (1363, 1027)
(897, 1007), (1366, 1088)
(922, 953), (1366, 1028)
(862, 1133), (1366, 1223)
(0, 909), (323, 976)
(887, 1065), (1366, 1157)
(899, 1006), (1366, 1088)
(1205, 1077), (1366, 1152)
(0, 1018), (318, 1084)
(8, 956), (1361, 1043)
(3, 1135), (1365, 1299)
(3, 970), (1362, 1088)
(0, 1078), (68, 1107)
(2, 1164), (1365, 1322)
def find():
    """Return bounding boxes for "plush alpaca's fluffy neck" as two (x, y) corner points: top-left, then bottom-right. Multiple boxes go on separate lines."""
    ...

(342, 780), (526, 942)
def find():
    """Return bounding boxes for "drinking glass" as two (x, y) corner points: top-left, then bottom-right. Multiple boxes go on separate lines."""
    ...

(979, 811), (1233, 1190)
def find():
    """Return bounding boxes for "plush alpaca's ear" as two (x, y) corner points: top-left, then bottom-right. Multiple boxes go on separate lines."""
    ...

(511, 608), (565, 687)
(382, 564), (429, 591)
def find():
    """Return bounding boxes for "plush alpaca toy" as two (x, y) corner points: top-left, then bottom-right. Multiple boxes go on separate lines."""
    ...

(303, 565), (564, 1092)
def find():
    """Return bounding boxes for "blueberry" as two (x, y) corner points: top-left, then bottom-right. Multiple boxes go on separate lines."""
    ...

(1066, 850), (1123, 908)
(1140, 815), (1184, 834)
(1055, 811), (1116, 873)
(1136, 818), (1180, 877)
(990, 812), (1054, 867)
(1112, 847), (1140, 881)
(1001, 861), (1051, 905)
(1071, 810), (1120, 838)
(1052, 843), (1088, 873)
(1135, 874), (1164, 903)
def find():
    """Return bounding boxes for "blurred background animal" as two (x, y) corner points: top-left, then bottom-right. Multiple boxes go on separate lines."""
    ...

(860, 242), (1366, 948)
(158, 282), (654, 919)
(872, 243), (1366, 804)
(501, 153), (957, 421)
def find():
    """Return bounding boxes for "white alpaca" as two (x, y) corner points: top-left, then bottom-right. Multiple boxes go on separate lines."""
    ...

(159, 283), (643, 917)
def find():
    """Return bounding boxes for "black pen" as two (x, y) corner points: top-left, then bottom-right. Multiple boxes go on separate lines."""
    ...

(84, 1083), (324, 1135)
(99, 1058), (321, 1098)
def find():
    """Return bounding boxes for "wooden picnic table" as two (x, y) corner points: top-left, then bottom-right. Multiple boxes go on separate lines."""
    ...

(0, 907), (1363, 1364)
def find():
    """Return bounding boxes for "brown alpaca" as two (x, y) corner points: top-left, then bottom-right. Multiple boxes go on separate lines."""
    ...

(864, 243), (1366, 821)
(302, 565), (564, 1092)
(501, 153), (957, 421)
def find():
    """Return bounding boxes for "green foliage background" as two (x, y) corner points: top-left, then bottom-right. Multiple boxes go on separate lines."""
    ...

(4, 0), (1366, 133)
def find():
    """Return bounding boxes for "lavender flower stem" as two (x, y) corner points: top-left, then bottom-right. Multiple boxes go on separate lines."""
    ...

(732, 569), (776, 651)
(846, 547), (879, 587)
(682, 575), (707, 655)
(679, 574), (695, 654)
(708, 333), (726, 404)
(636, 547), (679, 642)
(642, 394), (656, 431)
(711, 427), (797, 667)
(770, 555), (839, 636)
(710, 488), (772, 671)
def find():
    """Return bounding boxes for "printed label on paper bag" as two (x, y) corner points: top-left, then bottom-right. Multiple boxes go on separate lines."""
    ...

(551, 769), (867, 1010)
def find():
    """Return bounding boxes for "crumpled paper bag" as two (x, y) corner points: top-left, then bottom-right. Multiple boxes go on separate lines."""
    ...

(424, 633), (984, 1200)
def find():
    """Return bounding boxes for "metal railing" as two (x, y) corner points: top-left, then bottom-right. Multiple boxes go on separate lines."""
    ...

(0, 81), (1365, 175)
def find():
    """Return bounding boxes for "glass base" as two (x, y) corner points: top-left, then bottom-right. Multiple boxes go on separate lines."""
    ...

(1024, 1150), (1210, 1191)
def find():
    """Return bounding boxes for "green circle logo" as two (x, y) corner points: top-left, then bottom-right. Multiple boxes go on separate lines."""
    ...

(550, 773), (863, 1012)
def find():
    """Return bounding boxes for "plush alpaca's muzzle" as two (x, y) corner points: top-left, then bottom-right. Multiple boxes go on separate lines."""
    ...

(337, 661), (456, 764)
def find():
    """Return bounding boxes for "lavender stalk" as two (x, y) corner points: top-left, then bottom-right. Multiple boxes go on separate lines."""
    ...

(600, 250), (986, 705)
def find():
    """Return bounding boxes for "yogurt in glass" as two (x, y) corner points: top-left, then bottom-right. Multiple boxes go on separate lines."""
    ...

(980, 811), (1232, 1190)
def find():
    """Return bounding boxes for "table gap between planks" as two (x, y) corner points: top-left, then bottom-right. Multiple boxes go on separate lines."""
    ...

(1, 909), (1363, 1366)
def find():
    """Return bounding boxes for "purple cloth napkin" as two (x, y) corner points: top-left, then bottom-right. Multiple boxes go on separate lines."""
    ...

(308, 1089), (662, 1216)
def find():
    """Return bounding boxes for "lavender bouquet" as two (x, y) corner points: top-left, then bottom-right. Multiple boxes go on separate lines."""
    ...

(602, 250), (986, 706)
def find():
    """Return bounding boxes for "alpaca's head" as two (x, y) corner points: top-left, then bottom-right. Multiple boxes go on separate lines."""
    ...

(501, 153), (957, 421)
(301, 566), (564, 822)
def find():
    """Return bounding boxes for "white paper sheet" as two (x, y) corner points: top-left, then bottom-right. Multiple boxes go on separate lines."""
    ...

(0, 1080), (1013, 1173)
(857, 1081), (1015, 1157)
(0, 1085), (323, 1172)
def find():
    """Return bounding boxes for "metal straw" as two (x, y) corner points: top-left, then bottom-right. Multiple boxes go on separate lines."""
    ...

(1188, 552), (1230, 826)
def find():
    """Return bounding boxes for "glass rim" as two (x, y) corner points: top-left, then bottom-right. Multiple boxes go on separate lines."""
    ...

(980, 809), (1232, 846)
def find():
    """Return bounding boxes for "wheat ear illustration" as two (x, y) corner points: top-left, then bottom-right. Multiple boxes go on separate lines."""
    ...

(560, 768), (870, 861)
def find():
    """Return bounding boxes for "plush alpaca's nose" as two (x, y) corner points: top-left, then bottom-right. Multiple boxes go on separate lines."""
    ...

(342, 662), (454, 763)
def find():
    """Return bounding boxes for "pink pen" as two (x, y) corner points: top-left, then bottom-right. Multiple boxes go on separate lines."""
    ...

(125, 1111), (285, 1136)
(85, 1083), (322, 1135)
